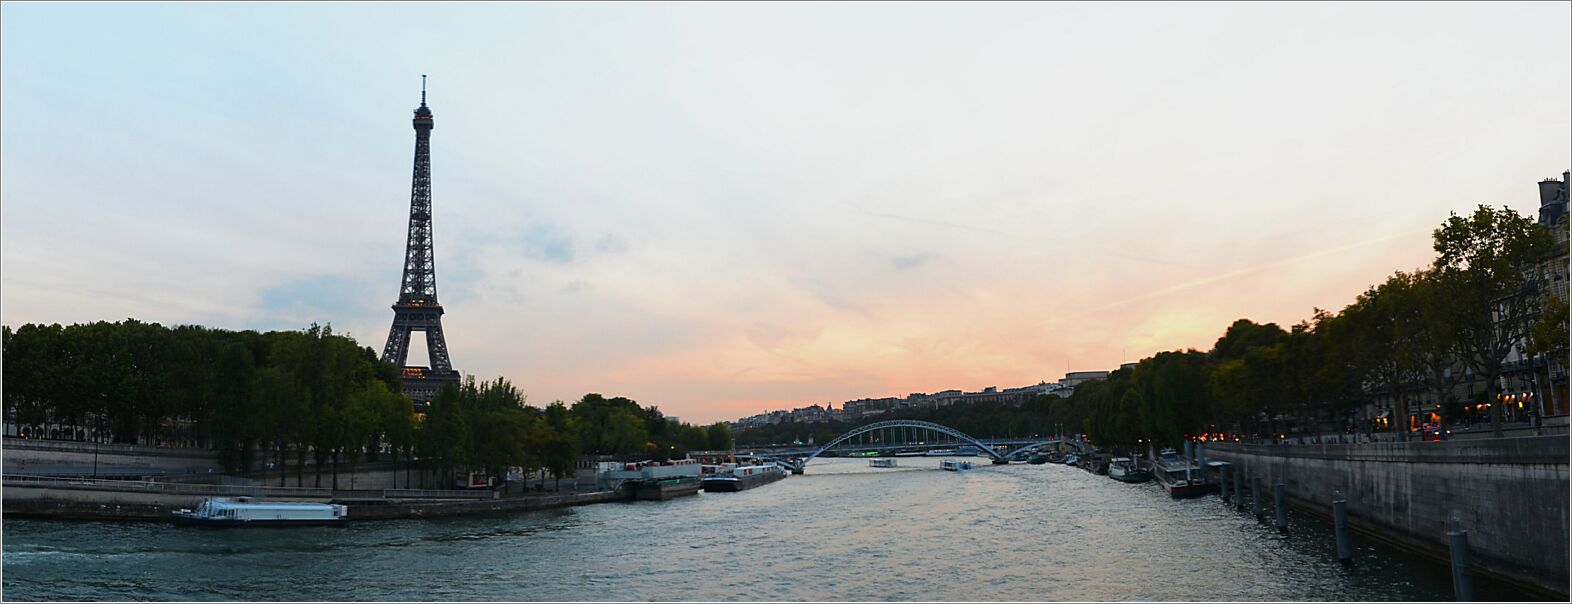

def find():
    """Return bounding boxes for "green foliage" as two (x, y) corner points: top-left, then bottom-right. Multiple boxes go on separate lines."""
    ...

(705, 422), (733, 451)
(1432, 204), (1555, 435)
(570, 393), (649, 455)
(0, 320), (406, 474)
(1528, 293), (1569, 356)
(1210, 319), (1287, 362)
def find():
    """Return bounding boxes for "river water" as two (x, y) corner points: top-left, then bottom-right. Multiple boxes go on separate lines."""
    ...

(2, 457), (1544, 601)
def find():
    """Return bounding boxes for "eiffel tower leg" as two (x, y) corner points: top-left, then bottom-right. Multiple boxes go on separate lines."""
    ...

(383, 323), (413, 366)
(425, 319), (452, 373)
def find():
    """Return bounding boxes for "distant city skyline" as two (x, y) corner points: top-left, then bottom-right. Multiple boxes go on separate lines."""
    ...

(2, 2), (1568, 423)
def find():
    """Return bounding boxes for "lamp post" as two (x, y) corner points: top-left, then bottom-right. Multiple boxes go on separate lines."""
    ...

(92, 412), (102, 480)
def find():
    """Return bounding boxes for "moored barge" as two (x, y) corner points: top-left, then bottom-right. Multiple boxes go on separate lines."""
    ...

(701, 464), (786, 492)
(1151, 448), (1214, 498)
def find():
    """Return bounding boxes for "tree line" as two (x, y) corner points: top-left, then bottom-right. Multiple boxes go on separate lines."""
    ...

(1048, 204), (1564, 447)
(1, 321), (733, 487)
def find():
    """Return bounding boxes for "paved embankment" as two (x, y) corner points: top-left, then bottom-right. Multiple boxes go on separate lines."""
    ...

(3, 438), (219, 476)
(1210, 435), (1569, 598)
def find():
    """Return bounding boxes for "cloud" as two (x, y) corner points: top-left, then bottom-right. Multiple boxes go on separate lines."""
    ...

(594, 233), (630, 254)
(525, 225), (576, 264)
(891, 252), (933, 271)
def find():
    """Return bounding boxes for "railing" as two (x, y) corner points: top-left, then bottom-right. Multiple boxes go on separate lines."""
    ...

(4, 474), (277, 496)
(5, 474), (325, 498)
(2, 437), (213, 458)
(381, 488), (491, 500)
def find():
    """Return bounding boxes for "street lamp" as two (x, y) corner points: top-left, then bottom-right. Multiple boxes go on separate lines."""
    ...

(92, 411), (102, 480)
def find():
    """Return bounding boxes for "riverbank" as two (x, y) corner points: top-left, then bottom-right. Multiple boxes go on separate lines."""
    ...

(1209, 435), (1569, 599)
(2, 475), (634, 522)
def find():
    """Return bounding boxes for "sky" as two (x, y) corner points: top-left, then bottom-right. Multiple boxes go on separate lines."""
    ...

(3, 2), (1568, 424)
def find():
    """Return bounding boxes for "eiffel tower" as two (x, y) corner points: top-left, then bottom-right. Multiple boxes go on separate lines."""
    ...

(382, 76), (460, 403)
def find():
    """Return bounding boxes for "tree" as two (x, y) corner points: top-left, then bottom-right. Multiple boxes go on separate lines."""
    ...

(705, 422), (733, 451)
(1129, 350), (1212, 446)
(1399, 270), (1467, 434)
(1432, 205), (1554, 436)
(419, 384), (472, 487)
(541, 401), (581, 490)
(380, 385), (416, 489)
(1341, 272), (1426, 440)
(1211, 319), (1287, 362)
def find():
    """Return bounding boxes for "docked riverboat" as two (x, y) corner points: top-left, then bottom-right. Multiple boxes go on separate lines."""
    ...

(603, 459), (705, 500)
(633, 477), (702, 500)
(1151, 448), (1214, 498)
(1027, 453), (1049, 465)
(701, 464), (786, 492)
(939, 459), (974, 471)
(1107, 457), (1152, 483)
(171, 497), (348, 527)
(869, 458), (898, 468)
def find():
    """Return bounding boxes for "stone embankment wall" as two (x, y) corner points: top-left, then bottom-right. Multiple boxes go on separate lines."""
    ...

(1209, 436), (1568, 597)
(3, 485), (206, 520)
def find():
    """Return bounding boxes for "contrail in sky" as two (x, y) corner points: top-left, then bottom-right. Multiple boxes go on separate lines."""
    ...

(1064, 228), (1427, 320)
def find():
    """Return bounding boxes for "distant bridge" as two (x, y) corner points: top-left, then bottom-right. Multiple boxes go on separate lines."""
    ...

(741, 420), (1059, 473)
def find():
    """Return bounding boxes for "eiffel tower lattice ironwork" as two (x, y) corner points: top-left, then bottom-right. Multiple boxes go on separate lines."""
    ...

(382, 76), (460, 403)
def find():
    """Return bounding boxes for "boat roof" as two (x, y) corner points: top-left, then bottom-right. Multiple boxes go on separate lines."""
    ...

(1151, 457), (1199, 471)
(206, 499), (338, 509)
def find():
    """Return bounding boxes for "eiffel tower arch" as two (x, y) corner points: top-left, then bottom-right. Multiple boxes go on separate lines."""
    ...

(383, 76), (461, 403)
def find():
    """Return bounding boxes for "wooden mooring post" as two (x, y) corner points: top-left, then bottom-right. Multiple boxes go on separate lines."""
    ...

(1273, 480), (1287, 532)
(1449, 513), (1474, 602)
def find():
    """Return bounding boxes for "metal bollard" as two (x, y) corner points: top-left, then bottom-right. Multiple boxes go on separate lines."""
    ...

(1450, 517), (1473, 602)
(1333, 490), (1352, 564)
(1235, 466), (1246, 510)
(1274, 481), (1287, 532)
(1251, 475), (1263, 518)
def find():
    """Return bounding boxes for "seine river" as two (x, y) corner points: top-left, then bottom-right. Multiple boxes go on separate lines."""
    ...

(3, 457), (1543, 601)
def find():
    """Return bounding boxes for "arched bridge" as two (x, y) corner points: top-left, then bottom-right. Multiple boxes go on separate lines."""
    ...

(747, 419), (1058, 473)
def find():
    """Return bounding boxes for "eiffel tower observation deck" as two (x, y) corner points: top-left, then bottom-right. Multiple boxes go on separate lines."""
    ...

(382, 76), (461, 404)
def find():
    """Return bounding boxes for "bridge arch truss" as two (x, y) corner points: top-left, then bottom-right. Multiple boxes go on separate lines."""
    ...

(779, 419), (1026, 472)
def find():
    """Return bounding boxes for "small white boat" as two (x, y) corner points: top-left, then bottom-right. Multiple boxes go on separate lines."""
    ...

(940, 459), (974, 472)
(171, 497), (347, 527)
(869, 458), (898, 468)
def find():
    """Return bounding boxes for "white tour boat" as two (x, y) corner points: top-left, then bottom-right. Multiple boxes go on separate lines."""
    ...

(171, 497), (348, 527)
